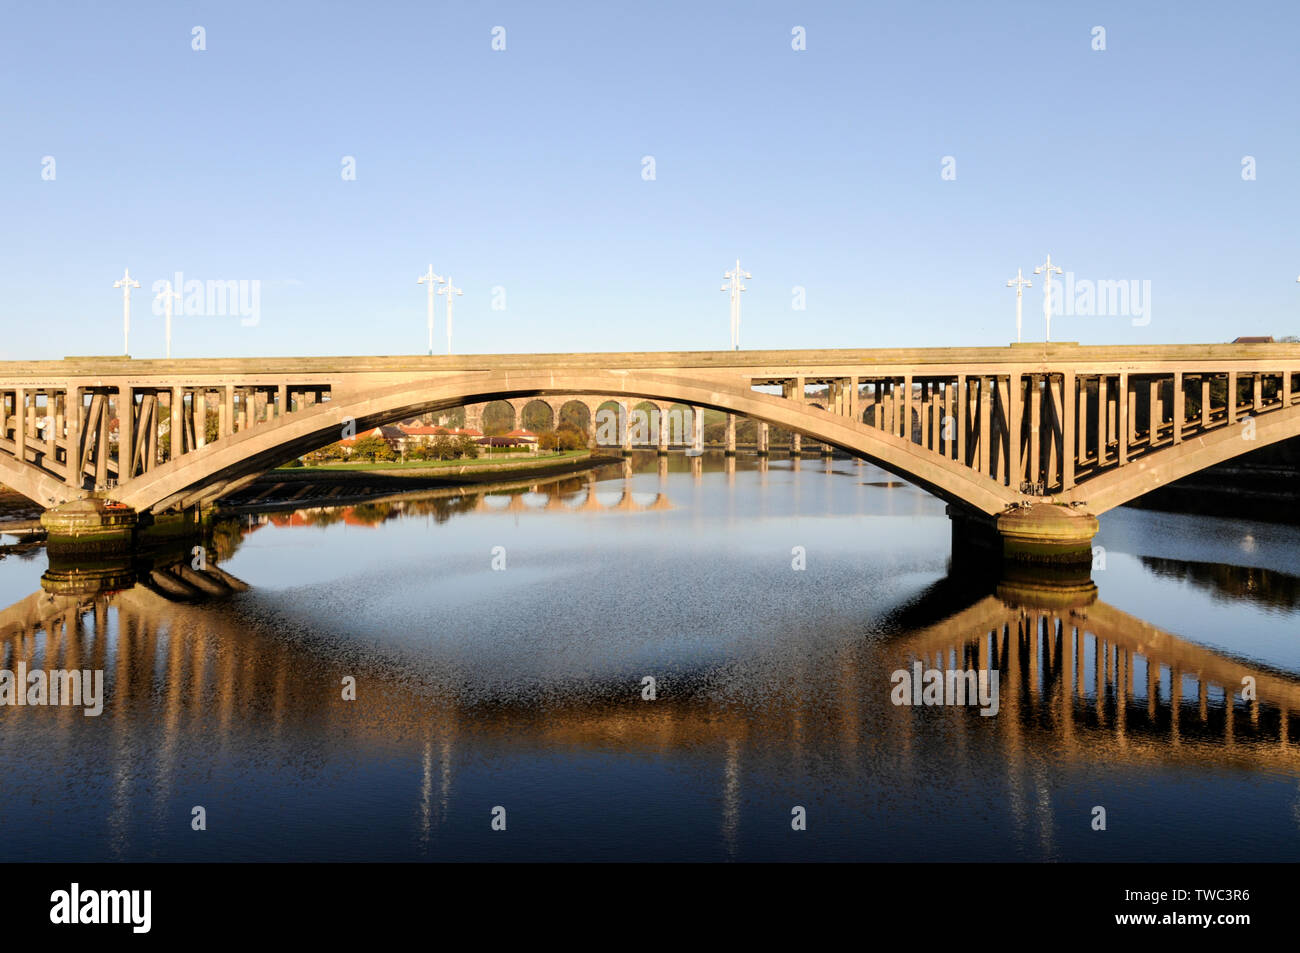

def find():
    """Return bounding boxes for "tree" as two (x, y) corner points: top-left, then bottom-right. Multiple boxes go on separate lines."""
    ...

(430, 435), (456, 460)
(351, 434), (395, 462)
(556, 420), (587, 450)
(305, 442), (346, 464)
(456, 434), (480, 459)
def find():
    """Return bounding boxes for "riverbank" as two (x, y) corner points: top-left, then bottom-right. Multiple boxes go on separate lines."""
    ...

(290, 449), (594, 478)
(217, 450), (620, 511)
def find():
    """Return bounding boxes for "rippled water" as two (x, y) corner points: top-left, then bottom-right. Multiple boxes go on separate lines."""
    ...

(2, 452), (1299, 861)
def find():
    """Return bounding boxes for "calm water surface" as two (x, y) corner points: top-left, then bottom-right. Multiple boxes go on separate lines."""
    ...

(2, 452), (1299, 861)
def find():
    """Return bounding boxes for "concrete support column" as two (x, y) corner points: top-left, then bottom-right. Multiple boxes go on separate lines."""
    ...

(692, 406), (704, 452)
(903, 374), (913, 443)
(956, 375), (967, 466)
(1062, 371), (1076, 489)
(918, 382), (928, 449)
(1154, 374), (1164, 442)
(1200, 376), (1211, 428)
(1096, 375), (1108, 467)
(65, 386), (81, 487)
(194, 390), (206, 449)
(45, 390), (57, 466)
(657, 406), (669, 454)
(725, 413), (736, 456)
(757, 421), (769, 456)
(931, 383), (941, 453)
(849, 376), (860, 423)
(790, 377), (804, 454)
(621, 401), (632, 453)
(13, 387), (25, 466)
(143, 394), (158, 471)
(25, 391), (37, 460)
(1008, 373), (1023, 489)
(1117, 372), (1128, 465)
(171, 386), (185, 461)
(1126, 380), (1137, 448)
(945, 382), (954, 457)
(1226, 371), (1237, 424)
(1029, 377), (1042, 485)
(223, 385), (234, 437)
(1252, 373), (1262, 413)
(95, 393), (110, 489)
(1076, 377), (1089, 464)
(1173, 371), (1184, 445)
(277, 383), (288, 420)
(1047, 375), (1063, 487)
(978, 378), (991, 477)
(119, 385), (134, 480)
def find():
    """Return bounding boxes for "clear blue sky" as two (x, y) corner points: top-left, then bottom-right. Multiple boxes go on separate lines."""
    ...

(3, 0), (1297, 360)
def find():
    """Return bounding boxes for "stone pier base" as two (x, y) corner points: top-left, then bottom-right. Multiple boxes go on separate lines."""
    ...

(41, 499), (138, 555)
(41, 499), (210, 555)
(950, 502), (1098, 568)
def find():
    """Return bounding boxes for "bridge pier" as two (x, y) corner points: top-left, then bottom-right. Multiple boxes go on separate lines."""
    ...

(949, 503), (1098, 568)
(41, 499), (212, 555)
(41, 499), (138, 554)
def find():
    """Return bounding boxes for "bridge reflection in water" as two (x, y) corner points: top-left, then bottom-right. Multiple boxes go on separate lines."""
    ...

(4, 492), (1299, 859)
(892, 583), (1299, 769)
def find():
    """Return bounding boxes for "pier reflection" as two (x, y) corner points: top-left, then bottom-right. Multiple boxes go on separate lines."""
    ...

(3, 542), (1298, 862)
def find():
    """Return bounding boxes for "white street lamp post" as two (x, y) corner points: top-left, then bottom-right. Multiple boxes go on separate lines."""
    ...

(720, 258), (751, 350)
(114, 268), (141, 356)
(437, 277), (463, 355)
(155, 281), (181, 359)
(1033, 254), (1063, 342)
(1006, 268), (1032, 344)
(417, 264), (446, 356)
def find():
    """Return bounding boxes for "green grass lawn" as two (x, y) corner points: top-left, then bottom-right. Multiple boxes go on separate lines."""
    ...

(283, 449), (590, 471)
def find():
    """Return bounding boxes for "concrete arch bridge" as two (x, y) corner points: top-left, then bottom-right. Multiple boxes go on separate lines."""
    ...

(0, 343), (1295, 561)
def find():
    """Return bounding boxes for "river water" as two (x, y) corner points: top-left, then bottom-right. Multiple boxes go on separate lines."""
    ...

(1, 451), (1298, 862)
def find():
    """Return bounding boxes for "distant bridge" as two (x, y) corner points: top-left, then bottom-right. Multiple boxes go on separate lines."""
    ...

(1, 344), (1296, 558)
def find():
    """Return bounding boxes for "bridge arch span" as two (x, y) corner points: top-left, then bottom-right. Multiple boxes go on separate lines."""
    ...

(0, 453), (68, 509)
(1058, 408), (1300, 514)
(113, 370), (1019, 515)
